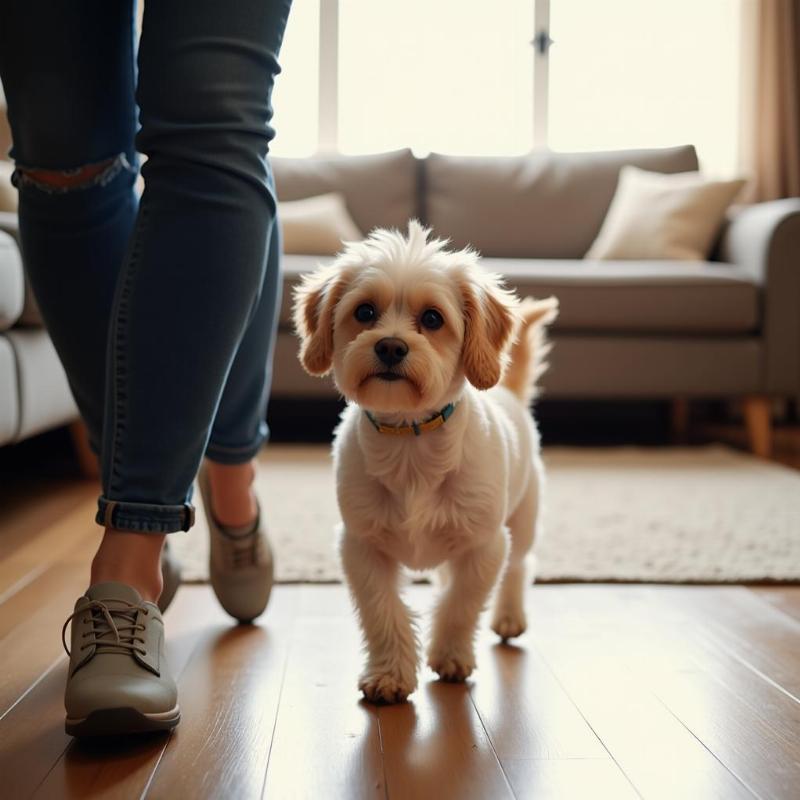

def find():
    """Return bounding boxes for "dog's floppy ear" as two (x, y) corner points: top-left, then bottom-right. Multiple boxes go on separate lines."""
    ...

(458, 266), (519, 390)
(293, 264), (349, 376)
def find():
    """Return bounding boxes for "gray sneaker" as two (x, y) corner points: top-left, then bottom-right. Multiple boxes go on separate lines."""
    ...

(62, 581), (180, 737)
(198, 462), (274, 624)
(158, 540), (182, 614)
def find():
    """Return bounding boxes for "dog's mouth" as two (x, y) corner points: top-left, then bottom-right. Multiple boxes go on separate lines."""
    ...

(374, 371), (404, 382)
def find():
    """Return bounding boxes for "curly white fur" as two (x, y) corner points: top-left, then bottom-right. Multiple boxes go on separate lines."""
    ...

(293, 220), (558, 703)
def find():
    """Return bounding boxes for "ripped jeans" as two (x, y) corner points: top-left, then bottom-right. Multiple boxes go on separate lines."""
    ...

(0, 0), (292, 533)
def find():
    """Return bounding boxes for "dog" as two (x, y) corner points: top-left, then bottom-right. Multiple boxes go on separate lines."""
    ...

(293, 220), (558, 704)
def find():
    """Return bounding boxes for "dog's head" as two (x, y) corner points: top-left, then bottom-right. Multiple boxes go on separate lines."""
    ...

(293, 220), (519, 415)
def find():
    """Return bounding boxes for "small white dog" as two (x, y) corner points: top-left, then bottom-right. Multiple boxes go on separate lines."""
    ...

(293, 220), (558, 704)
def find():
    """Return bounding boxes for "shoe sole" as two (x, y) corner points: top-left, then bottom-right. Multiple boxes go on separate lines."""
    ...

(65, 705), (181, 737)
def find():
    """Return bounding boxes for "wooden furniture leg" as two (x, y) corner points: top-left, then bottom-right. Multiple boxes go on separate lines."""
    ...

(742, 395), (772, 459)
(671, 397), (689, 443)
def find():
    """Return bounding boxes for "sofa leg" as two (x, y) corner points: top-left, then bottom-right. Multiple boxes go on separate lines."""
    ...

(742, 395), (772, 459)
(68, 419), (100, 480)
(671, 397), (689, 443)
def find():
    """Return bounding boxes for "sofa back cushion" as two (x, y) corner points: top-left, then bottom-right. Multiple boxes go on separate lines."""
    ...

(272, 148), (419, 237)
(424, 145), (699, 258)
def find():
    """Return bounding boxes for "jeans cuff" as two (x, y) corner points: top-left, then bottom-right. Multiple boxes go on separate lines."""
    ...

(204, 434), (267, 465)
(96, 496), (196, 533)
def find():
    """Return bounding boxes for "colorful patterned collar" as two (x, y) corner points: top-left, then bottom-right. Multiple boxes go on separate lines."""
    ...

(364, 402), (458, 437)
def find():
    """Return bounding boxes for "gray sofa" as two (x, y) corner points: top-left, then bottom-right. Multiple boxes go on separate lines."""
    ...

(270, 146), (800, 457)
(0, 213), (77, 447)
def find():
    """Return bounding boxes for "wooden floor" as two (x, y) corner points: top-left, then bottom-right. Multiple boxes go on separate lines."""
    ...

(0, 433), (799, 799)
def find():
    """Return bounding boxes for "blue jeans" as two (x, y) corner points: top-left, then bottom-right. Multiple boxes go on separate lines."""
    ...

(0, 0), (292, 533)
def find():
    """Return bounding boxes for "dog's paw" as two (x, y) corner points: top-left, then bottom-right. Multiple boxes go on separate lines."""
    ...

(427, 644), (475, 682)
(491, 611), (527, 642)
(358, 668), (416, 705)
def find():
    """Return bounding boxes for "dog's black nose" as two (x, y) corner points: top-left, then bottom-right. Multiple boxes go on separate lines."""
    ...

(374, 337), (408, 367)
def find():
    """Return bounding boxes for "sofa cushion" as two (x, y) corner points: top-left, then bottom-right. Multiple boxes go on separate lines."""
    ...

(0, 228), (24, 331)
(5, 328), (77, 441)
(486, 258), (759, 334)
(425, 145), (699, 259)
(272, 149), (419, 237)
(277, 255), (759, 335)
(0, 336), (19, 444)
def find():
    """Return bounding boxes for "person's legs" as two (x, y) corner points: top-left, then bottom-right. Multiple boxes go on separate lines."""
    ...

(205, 217), (283, 529)
(0, 2), (169, 602)
(2, 0), (292, 735)
(0, 0), (139, 459)
(95, 0), (291, 545)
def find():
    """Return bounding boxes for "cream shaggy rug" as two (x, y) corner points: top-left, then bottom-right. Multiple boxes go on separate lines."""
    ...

(171, 445), (800, 584)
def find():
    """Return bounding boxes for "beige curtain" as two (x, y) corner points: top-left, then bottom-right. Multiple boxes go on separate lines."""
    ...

(741, 0), (800, 201)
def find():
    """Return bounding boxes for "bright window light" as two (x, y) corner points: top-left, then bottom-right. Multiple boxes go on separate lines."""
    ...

(548, 0), (742, 177)
(338, 0), (534, 156)
(270, 0), (320, 157)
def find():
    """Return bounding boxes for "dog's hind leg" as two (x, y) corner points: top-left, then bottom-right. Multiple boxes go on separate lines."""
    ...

(340, 528), (419, 704)
(491, 473), (540, 641)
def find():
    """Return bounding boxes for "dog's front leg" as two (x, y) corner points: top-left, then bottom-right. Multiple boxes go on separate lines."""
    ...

(340, 528), (418, 704)
(427, 533), (507, 682)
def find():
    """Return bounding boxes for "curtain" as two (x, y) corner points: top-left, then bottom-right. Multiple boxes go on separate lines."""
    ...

(740, 0), (800, 201)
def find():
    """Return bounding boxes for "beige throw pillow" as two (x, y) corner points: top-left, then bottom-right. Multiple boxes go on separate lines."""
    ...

(585, 166), (745, 261)
(279, 192), (361, 255)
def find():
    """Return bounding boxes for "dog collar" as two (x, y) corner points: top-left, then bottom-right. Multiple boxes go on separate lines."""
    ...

(364, 402), (458, 436)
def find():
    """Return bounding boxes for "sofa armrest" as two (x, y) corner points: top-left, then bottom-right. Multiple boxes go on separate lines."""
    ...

(0, 228), (24, 331)
(719, 198), (800, 394)
(0, 211), (44, 327)
(0, 211), (19, 244)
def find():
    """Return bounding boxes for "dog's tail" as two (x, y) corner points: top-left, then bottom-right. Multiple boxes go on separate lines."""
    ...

(501, 296), (559, 406)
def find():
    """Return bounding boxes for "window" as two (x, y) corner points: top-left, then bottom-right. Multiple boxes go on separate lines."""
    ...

(272, 0), (742, 174)
(547, 0), (742, 176)
(338, 0), (533, 156)
(269, 0), (320, 157)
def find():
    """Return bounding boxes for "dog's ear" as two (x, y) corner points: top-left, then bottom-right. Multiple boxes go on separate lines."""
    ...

(293, 264), (349, 376)
(458, 268), (519, 390)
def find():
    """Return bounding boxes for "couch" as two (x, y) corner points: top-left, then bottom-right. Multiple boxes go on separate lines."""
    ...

(1, 146), (797, 458)
(269, 145), (800, 457)
(0, 212), (78, 448)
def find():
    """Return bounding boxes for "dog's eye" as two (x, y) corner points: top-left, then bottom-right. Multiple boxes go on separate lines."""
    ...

(420, 309), (444, 330)
(354, 303), (376, 324)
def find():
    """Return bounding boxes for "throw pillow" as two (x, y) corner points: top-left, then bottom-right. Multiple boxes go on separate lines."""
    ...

(279, 192), (362, 255)
(585, 166), (745, 261)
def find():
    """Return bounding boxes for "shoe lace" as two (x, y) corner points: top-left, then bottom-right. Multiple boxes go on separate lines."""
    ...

(227, 531), (261, 569)
(61, 599), (149, 658)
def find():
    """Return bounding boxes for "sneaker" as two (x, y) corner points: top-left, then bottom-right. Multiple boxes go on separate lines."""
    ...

(62, 581), (180, 737)
(198, 462), (274, 624)
(158, 540), (182, 614)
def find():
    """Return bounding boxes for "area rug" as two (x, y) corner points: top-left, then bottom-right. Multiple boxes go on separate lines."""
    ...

(171, 445), (800, 584)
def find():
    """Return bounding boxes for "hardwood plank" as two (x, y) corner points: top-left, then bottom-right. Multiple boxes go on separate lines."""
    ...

(0, 478), (95, 562)
(379, 680), (514, 800)
(140, 587), (298, 799)
(0, 527), (97, 716)
(749, 586), (800, 625)
(502, 758), (639, 800)
(0, 499), (97, 602)
(657, 586), (800, 700)
(262, 588), (385, 800)
(525, 587), (755, 800)
(537, 586), (800, 800)
(469, 632), (609, 761)
(25, 586), (231, 800)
